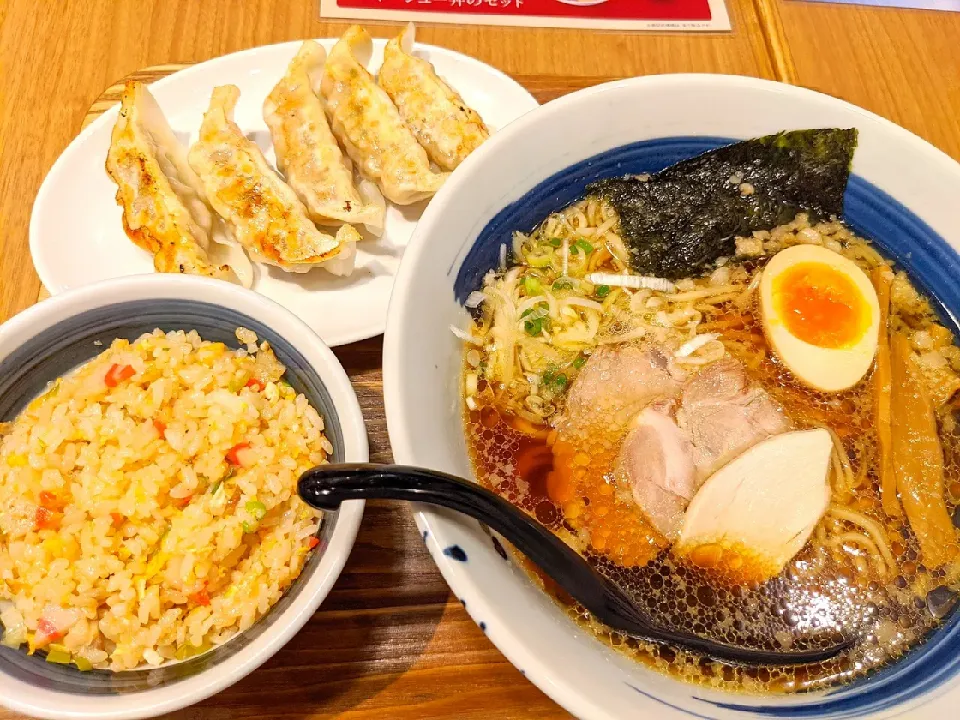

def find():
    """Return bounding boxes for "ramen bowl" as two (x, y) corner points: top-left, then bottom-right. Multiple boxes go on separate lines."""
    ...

(383, 75), (960, 719)
(0, 275), (367, 719)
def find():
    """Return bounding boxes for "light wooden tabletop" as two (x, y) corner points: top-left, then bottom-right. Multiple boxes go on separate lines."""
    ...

(1, 0), (958, 718)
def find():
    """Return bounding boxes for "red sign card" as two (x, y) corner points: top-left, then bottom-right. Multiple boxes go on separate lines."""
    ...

(320, 0), (731, 30)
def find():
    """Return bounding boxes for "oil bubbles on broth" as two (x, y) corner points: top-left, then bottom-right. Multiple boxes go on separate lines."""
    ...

(465, 390), (945, 692)
(459, 186), (960, 693)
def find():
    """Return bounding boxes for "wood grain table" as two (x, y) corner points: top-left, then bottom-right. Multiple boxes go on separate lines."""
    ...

(1, 0), (959, 718)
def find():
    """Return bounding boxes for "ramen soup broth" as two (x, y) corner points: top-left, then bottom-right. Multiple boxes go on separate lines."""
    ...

(461, 199), (960, 694)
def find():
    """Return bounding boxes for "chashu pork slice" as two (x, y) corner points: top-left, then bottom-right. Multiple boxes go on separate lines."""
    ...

(677, 358), (793, 480)
(105, 81), (252, 286)
(562, 344), (680, 434)
(618, 356), (793, 541)
(675, 428), (832, 582)
(617, 404), (697, 541)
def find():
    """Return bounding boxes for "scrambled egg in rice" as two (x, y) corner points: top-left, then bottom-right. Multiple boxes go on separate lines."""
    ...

(0, 328), (331, 670)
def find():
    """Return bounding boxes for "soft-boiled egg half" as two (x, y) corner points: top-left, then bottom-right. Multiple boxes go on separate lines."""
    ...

(759, 244), (880, 392)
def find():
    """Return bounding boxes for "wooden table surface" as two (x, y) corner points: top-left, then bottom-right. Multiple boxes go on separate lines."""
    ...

(0, 0), (958, 718)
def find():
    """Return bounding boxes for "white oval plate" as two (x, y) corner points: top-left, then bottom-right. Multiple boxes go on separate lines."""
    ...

(30, 39), (538, 347)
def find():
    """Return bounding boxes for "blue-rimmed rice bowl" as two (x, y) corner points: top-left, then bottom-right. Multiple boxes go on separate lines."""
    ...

(0, 275), (367, 719)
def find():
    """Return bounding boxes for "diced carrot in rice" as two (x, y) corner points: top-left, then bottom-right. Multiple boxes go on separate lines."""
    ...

(0, 329), (328, 670)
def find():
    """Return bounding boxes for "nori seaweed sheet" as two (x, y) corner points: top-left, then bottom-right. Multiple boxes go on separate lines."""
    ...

(589, 129), (858, 280)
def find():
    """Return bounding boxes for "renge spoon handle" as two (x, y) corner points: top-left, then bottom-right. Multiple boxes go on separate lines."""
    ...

(298, 463), (852, 666)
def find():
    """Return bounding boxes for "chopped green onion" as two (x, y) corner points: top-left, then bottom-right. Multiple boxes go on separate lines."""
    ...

(522, 303), (550, 336)
(211, 467), (233, 495)
(521, 304), (549, 320)
(548, 237), (563, 247)
(523, 276), (542, 295)
(595, 284), (611, 298)
(246, 500), (267, 521)
(45, 648), (71, 664)
(574, 238), (594, 254)
(542, 366), (568, 390)
(552, 278), (574, 291)
(243, 499), (267, 533)
(524, 317), (549, 336)
(73, 656), (93, 671)
(573, 355), (587, 370)
(278, 380), (293, 391)
(527, 254), (552, 268)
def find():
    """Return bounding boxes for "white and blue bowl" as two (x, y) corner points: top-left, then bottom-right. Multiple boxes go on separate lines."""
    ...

(383, 75), (960, 719)
(0, 275), (368, 719)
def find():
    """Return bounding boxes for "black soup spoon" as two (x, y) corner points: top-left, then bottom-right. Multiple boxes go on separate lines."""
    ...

(298, 463), (853, 666)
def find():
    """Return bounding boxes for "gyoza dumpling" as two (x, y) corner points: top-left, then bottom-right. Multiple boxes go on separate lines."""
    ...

(105, 82), (253, 286)
(321, 25), (448, 205)
(379, 24), (489, 171)
(188, 85), (360, 275)
(264, 41), (385, 236)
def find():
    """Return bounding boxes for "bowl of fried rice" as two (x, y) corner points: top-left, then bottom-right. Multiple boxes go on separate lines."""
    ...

(0, 275), (367, 719)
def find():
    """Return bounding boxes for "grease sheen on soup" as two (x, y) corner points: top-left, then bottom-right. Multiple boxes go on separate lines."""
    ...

(460, 198), (960, 694)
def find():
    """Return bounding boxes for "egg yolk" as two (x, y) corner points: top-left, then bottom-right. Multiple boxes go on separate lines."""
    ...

(772, 262), (868, 348)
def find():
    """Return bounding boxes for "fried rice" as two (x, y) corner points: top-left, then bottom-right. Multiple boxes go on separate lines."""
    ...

(0, 328), (331, 671)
